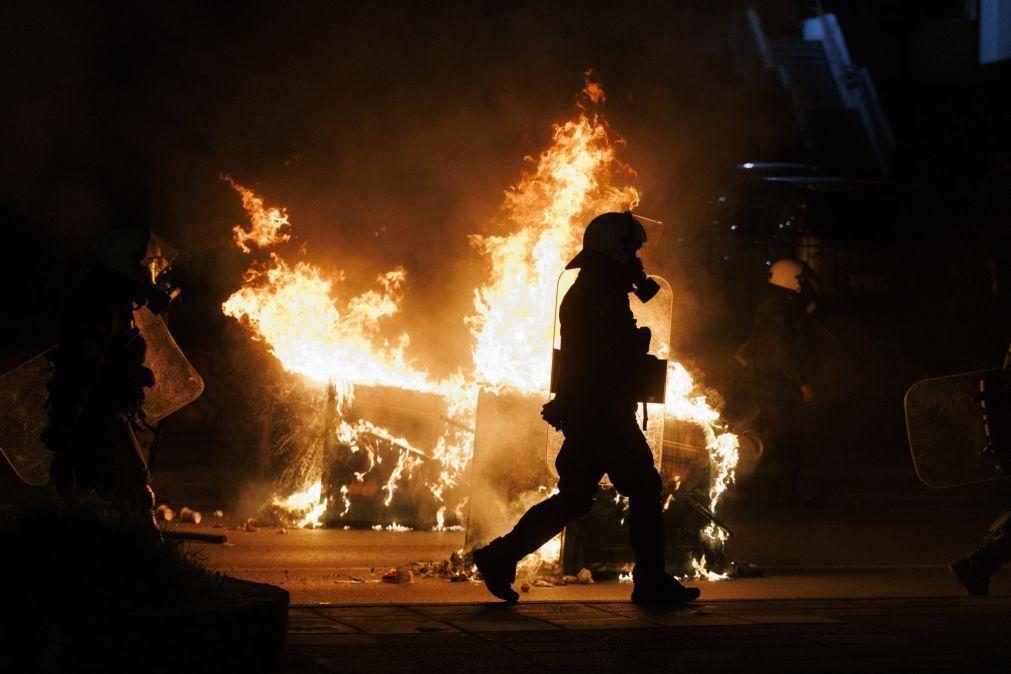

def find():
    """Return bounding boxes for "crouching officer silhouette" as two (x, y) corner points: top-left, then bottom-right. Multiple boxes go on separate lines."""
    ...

(43, 228), (179, 527)
(473, 212), (700, 604)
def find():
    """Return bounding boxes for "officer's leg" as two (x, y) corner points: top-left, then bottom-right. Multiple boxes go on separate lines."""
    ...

(779, 397), (803, 502)
(952, 509), (1011, 595)
(976, 509), (1011, 575)
(56, 414), (115, 504)
(756, 383), (797, 503)
(474, 433), (600, 601)
(483, 433), (602, 563)
(605, 419), (665, 582)
(103, 414), (156, 526)
(49, 449), (78, 502)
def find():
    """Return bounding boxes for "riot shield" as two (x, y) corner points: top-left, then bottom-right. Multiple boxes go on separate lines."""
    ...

(545, 271), (673, 477)
(905, 367), (1010, 488)
(0, 307), (204, 485)
(133, 307), (205, 422)
(0, 351), (53, 485)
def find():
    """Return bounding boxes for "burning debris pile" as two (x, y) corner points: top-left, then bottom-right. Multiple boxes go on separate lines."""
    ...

(407, 549), (476, 583)
(220, 74), (740, 578)
(405, 541), (597, 593)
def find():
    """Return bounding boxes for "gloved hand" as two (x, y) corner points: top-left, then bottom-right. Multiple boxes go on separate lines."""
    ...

(541, 397), (569, 432)
(635, 326), (652, 354)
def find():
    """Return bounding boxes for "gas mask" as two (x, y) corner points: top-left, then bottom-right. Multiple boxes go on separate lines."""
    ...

(137, 269), (181, 314)
(623, 212), (661, 303)
(138, 233), (181, 314)
(97, 229), (182, 315)
(630, 256), (661, 303)
(565, 211), (664, 303)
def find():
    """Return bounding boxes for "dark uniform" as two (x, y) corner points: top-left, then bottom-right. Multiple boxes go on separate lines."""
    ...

(953, 510), (1011, 594)
(744, 284), (812, 503)
(43, 263), (155, 521)
(480, 252), (666, 583)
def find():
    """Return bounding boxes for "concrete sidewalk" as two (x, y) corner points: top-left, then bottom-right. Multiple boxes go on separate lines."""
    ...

(285, 597), (1011, 673)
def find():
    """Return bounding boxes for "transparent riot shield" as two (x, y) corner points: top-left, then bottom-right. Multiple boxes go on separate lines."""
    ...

(905, 368), (1010, 488)
(0, 351), (53, 485)
(133, 307), (205, 422)
(0, 306), (204, 485)
(545, 271), (673, 477)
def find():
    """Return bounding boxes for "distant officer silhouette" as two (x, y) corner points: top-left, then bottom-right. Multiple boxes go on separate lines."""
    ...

(43, 229), (178, 527)
(474, 212), (700, 604)
(737, 259), (818, 504)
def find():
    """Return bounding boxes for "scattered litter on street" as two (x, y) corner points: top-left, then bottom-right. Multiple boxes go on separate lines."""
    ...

(382, 567), (414, 584)
(179, 507), (201, 524)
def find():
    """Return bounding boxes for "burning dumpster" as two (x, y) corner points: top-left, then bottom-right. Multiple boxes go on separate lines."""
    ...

(220, 75), (741, 583)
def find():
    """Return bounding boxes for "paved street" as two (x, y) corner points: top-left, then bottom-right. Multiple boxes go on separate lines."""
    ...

(171, 477), (1011, 672)
(178, 500), (1011, 603)
(284, 597), (1011, 673)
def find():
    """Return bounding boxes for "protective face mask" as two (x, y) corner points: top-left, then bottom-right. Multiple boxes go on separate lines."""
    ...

(629, 257), (660, 303)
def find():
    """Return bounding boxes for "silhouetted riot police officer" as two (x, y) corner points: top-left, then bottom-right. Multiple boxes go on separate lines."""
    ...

(738, 259), (818, 504)
(473, 212), (700, 604)
(43, 228), (178, 525)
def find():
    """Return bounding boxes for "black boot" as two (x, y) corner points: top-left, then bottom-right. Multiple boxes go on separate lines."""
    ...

(950, 556), (991, 596)
(473, 541), (519, 603)
(631, 573), (700, 605)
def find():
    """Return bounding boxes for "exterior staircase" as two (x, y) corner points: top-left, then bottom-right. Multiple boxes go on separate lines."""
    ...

(748, 8), (894, 177)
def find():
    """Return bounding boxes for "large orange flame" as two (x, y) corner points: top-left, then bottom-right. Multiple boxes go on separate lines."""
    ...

(467, 77), (639, 392)
(222, 174), (292, 253)
(222, 254), (429, 405)
(221, 75), (738, 576)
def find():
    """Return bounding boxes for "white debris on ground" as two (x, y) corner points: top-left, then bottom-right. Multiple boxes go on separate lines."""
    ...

(179, 507), (202, 524)
(408, 549), (477, 582)
(371, 522), (413, 532)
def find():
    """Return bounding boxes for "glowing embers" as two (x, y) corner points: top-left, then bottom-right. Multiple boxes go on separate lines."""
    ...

(318, 387), (469, 530)
(268, 480), (327, 529)
(518, 533), (563, 580)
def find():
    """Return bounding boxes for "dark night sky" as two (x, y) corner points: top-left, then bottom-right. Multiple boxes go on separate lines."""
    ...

(1, 1), (1008, 376)
(1, 1), (792, 370)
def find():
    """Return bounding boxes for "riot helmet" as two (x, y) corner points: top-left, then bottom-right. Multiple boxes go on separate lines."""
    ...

(768, 258), (818, 312)
(565, 211), (661, 302)
(96, 228), (181, 314)
(768, 259), (806, 292)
